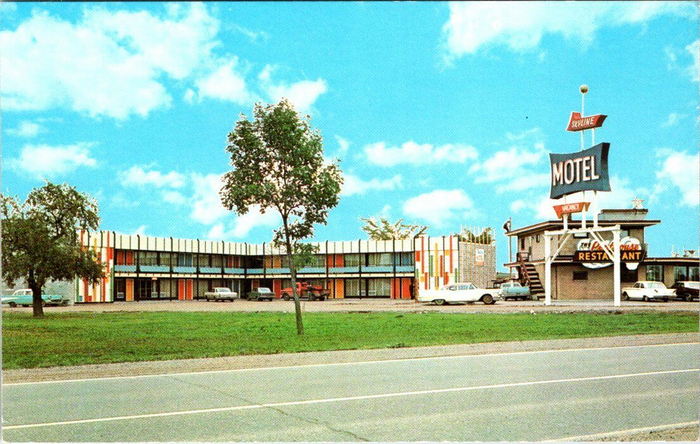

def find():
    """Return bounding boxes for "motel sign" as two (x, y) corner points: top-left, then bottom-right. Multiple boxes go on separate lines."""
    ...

(549, 142), (611, 199)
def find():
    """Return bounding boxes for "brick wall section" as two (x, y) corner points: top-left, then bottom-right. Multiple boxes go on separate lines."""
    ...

(458, 242), (497, 288)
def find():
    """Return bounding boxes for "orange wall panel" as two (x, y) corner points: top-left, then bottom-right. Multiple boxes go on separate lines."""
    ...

(178, 279), (185, 300)
(126, 279), (134, 302)
(186, 280), (193, 300)
(334, 279), (344, 299)
(273, 279), (282, 298)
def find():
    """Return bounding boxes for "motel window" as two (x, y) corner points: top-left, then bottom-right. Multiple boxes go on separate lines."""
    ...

(690, 267), (700, 281)
(159, 252), (173, 267)
(304, 255), (326, 268)
(138, 251), (158, 266)
(367, 253), (392, 266)
(535, 235), (541, 243)
(367, 279), (391, 297)
(210, 255), (223, 268)
(344, 254), (361, 267)
(573, 271), (588, 281)
(177, 253), (193, 267)
(645, 265), (664, 282)
(394, 252), (414, 266)
(195, 254), (211, 267)
(345, 279), (361, 297)
(520, 237), (525, 250)
(673, 266), (688, 282)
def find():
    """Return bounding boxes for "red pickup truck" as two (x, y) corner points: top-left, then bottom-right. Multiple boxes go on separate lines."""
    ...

(280, 282), (330, 301)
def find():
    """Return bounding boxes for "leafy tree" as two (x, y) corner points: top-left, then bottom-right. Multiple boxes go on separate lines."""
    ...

(1, 182), (104, 317)
(360, 217), (427, 240)
(459, 227), (494, 244)
(221, 99), (343, 335)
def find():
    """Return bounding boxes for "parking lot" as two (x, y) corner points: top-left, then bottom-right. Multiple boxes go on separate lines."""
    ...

(3, 298), (697, 314)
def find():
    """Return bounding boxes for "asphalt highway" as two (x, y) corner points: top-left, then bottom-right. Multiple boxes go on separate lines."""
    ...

(3, 342), (699, 442)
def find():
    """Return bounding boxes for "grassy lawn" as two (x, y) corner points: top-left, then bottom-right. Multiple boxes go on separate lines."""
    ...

(2, 311), (697, 369)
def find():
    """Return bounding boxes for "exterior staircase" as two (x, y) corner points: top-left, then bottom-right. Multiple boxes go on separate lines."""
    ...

(521, 263), (544, 295)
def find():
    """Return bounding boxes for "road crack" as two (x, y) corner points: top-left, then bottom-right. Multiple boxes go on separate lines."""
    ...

(170, 376), (370, 441)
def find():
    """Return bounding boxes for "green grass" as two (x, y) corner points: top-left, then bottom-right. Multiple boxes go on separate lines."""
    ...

(2, 311), (697, 369)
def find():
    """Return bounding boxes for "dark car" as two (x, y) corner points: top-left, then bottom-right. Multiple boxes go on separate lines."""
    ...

(246, 287), (275, 301)
(671, 281), (699, 301)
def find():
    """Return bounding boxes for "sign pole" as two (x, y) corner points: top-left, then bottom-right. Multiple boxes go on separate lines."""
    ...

(544, 234), (552, 305)
(613, 227), (621, 307)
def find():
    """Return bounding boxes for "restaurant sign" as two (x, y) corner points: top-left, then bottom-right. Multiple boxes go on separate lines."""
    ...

(550, 143), (610, 199)
(574, 236), (644, 270)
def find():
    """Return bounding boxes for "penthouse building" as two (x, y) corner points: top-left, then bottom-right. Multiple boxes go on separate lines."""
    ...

(76, 231), (496, 303)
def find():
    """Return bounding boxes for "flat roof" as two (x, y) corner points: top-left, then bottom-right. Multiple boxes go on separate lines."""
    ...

(506, 219), (661, 237)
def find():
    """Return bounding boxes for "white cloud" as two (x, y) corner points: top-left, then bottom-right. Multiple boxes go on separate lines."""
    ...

(342, 173), (402, 197)
(133, 225), (148, 236)
(190, 173), (229, 225)
(119, 165), (186, 188)
(442, 2), (693, 60)
(364, 141), (478, 167)
(162, 190), (187, 205)
(469, 129), (548, 192)
(655, 149), (699, 206)
(6, 121), (43, 137)
(661, 112), (686, 128)
(510, 200), (527, 213)
(403, 189), (476, 227)
(194, 58), (253, 104)
(0, 4), (219, 119)
(534, 176), (648, 219)
(9, 143), (97, 178)
(335, 135), (350, 157)
(202, 206), (279, 240)
(259, 65), (327, 114)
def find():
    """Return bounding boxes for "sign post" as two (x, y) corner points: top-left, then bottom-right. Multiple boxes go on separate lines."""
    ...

(544, 85), (621, 306)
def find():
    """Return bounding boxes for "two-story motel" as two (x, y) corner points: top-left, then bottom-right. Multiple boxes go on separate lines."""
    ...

(76, 231), (496, 303)
(505, 208), (699, 299)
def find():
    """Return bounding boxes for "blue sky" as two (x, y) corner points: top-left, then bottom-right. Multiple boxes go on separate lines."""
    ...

(2, 2), (698, 270)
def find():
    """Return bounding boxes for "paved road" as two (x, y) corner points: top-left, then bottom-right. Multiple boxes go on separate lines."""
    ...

(3, 342), (699, 442)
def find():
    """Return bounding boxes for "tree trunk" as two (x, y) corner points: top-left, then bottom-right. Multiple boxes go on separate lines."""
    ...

(282, 216), (304, 335)
(27, 271), (44, 318)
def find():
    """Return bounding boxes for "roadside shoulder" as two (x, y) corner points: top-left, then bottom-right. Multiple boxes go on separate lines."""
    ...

(3, 332), (698, 384)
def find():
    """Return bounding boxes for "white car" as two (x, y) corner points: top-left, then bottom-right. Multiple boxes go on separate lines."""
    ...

(621, 281), (676, 302)
(204, 287), (238, 302)
(417, 283), (499, 305)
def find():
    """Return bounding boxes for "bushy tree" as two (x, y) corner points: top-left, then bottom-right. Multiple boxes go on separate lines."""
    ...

(459, 227), (494, 244)
(221, 99), (342, 335)
(360, 217), (427, 240)
(1, 182), (104, 317)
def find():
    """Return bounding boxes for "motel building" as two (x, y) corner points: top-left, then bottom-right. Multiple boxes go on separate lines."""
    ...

(75, 231), (496, 303)
(504, 207), (699, 300)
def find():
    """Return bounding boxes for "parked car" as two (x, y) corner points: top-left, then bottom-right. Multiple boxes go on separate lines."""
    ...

(246, 287), (275, 301)
(281, 282), (330, 301)
(417, 283), (500, 305)
(1, 289), (69, 307)
(499, 281), (531, 301)
(621, 281), (676, 302)
(670, 281), (699, 301)
(203, 287), (238, 302)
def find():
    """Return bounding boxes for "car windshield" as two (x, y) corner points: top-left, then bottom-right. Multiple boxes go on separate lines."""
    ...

(684, 282), (700, 289)
(258, 288), (272, 293)
(649, 282), (666, 289)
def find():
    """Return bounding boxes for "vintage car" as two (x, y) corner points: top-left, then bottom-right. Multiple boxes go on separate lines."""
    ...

(203, 287), (238, 302)
(417, 283), (500, 305)
(670, 281), (699, 301)
(499, 281), (531, 301)
(246, 287), (275, 301)
(621, 281), (676, 302)
(1, 289), (69, 307)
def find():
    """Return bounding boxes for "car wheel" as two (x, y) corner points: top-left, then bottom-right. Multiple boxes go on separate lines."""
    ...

(642, 296), (648, 302)
(282, 294), (291, 301)
(481, 294), (495, 305)
(434, 299), (446, 306)
(685, 295), (693, 302)
(8, 302), (16, 308)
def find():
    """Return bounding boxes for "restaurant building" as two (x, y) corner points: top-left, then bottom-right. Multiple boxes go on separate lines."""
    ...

(76, 231), (496, 303)
(504, 207), (699, 299)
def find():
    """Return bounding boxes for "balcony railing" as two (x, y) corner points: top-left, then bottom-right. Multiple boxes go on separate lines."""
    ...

(247, 268), (264, 274)
(298, 267), (325, 274)
(114, 265), (137, 272)
(224, 267), (245, 274)
(363, 265), (393, 273)
(199, 267), (222, 274)
(266, 268), (291, 274)
(140, 265), (170, 273)
(329, 266), (360, 273)
(173, 266), (196, 273)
